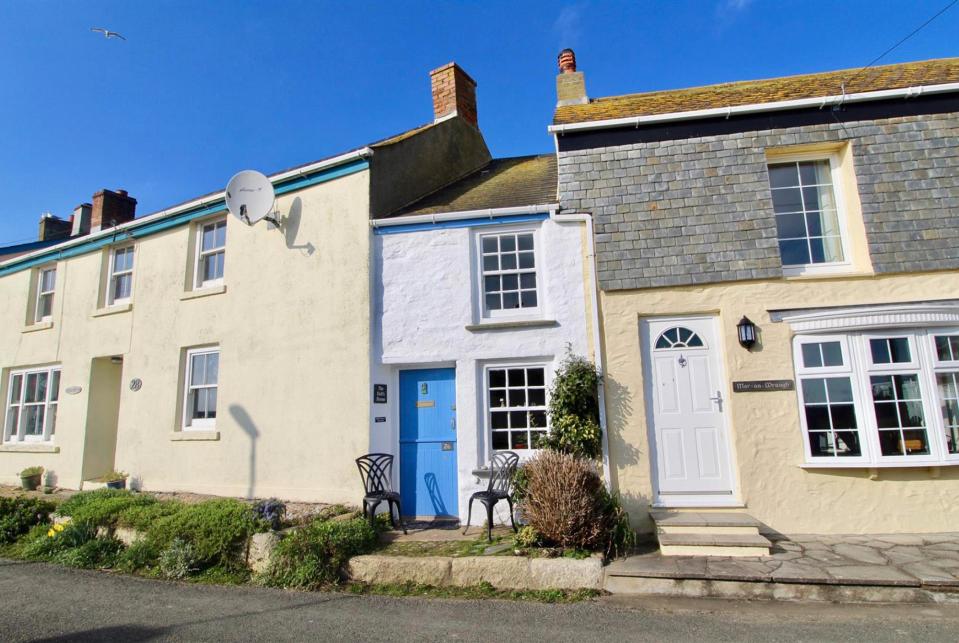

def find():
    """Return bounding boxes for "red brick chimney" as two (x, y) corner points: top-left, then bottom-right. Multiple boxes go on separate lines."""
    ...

(91, 189), (137, 233)
(430, 62), (478, 127)
(556, 48), (588, 106)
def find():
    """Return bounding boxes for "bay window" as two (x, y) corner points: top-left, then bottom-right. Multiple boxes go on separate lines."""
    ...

(794, 328), (959, 466)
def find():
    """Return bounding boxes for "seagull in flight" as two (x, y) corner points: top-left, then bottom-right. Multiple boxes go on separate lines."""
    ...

(91, 27), (126, 40)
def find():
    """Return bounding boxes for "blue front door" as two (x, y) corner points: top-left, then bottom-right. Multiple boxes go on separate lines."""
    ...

(399, 368), (458, 518)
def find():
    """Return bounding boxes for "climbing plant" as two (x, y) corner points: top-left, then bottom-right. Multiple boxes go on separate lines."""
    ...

(541, 350), (602, 459)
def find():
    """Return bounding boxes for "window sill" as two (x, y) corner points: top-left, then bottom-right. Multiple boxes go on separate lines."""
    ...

(800, 461), (959, 470)
(92, 303), (132, 317)
(0, 443), (60, 453)
(466, 319), (558, 332)
(181, 284), (227, 301)
(782, 263), (872, 280)
(170, 431), (220, 441)
(22, 320), (53, 333)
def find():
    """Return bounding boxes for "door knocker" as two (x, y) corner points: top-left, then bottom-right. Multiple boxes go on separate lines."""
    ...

(677, 354), (688, 368)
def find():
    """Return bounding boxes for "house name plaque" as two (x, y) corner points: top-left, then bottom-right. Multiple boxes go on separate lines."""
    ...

(732, 379), (795, 393)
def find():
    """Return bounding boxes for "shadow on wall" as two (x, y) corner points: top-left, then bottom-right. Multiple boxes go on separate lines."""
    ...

(282, 197), (316, 256)
(605, 374), (641, 470)
(425, 472), (450, 516)
(229, 405), (260, 500)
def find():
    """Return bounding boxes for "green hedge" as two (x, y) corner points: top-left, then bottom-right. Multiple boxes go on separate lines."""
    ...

(57, 489), (156, 527)
(145, 498), (257, 569)
(0, 497), (56, 544)
(259, 517), (377, 589)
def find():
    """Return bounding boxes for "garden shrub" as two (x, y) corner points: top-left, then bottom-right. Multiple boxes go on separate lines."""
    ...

(514, 525), (541, 548)
(55, 536), (123, 569)
(21, 520), (97, 561)
(518, 451), (606, 550)
(117, 501), (185, 530)
(542, 352), (603, 459)
(115, 539), (161, 573)
(259, 516), (377, 590)
(146, 499), (256, 570)
(159, 538), (200, 579)
(57, 489), (156, 527)
(0, 497), (56, 544)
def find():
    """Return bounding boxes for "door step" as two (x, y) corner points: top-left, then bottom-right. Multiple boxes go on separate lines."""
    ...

(651, 511), (771, 557)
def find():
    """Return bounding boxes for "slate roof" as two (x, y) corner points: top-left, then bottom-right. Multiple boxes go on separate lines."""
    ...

(553, 58), (959, 125)
(391, 154), (557, 217)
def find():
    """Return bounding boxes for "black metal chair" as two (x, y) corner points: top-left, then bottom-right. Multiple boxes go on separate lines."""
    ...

(356, 453), (407, 535)
(463, 451), (520, 542)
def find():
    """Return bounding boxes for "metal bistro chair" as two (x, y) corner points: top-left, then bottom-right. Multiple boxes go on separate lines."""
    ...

(463, 451), (520, 542)
(355, 453), (407, 535)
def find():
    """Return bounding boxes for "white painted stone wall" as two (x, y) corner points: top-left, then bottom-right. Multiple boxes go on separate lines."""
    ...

(371, 216), (592, 525)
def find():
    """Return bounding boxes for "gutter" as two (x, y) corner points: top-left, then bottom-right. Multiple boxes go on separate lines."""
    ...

(1, 147), (374, 271)
(370, 203), (558, 228)
(551, 210), (611, 489)
(548, 82), (959, 134)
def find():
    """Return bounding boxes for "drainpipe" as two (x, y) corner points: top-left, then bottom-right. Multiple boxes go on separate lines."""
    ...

(550, 208), (611, 488)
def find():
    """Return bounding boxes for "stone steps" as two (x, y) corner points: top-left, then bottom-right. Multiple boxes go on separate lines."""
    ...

(651, 510), (771, 557)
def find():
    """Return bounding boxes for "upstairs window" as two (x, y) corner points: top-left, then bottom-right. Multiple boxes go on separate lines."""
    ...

(4, 366), (61, 443)
(35, 267), (56, 322)
(195, 219), (226, 289)
(183, 348), (219, 430)
(767, 157), (846, 270)
(479, 231), (538, 317)
(108, 246), (135, 305)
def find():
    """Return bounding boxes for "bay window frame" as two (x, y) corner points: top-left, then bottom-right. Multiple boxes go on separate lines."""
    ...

(793, 327), (959, 467)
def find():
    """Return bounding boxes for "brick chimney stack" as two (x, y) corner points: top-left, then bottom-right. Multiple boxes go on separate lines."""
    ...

(430, 62), (478, 127)
(90, 189), (137, 233)
(556, 48), (588, 106)
(38, 213), (72, 241)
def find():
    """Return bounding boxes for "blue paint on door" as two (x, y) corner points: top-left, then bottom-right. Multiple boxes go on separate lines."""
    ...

(399, 368), (458, 518)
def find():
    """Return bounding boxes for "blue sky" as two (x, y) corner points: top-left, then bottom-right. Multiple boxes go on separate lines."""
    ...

(1, 0), (956, 244)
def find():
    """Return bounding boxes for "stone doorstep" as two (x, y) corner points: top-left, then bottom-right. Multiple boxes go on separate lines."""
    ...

(649, 511), (762, 528)
(348, 554), (605, 591)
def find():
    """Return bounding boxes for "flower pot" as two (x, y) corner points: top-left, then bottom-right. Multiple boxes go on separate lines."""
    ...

(105, 479), (127, 490)
(21, 474), (41, 491)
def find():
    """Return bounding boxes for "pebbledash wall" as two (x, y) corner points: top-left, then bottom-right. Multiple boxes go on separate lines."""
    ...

(0, 167), (373, 502)
(559, 108), (959, 534)
(370, 214), (593, 524)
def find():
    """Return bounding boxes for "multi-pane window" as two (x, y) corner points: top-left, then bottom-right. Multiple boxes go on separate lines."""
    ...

(108, 246), (134, 305)
(767, 159), (844, 267)
(196, 219), (226, 288)
(794, 330), (959, 465)
(934, 334), (959, 455)
(4, 367), (61, 443)
(796, 340), (863, 460)
(183, 349), (219, 430)
(488, 366), (547, 451)
(480, 232), (537, 315)
(35, 267), (56, 321)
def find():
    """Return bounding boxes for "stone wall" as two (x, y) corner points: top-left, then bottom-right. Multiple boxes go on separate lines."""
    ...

(558, 111), (959, 290)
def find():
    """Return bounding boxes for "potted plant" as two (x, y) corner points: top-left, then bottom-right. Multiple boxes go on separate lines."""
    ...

(19, 466), (44, 491)
(99, 470), (129, 490)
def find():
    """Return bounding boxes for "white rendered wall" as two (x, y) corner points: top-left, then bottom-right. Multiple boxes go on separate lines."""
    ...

(371, 216), (592, 525)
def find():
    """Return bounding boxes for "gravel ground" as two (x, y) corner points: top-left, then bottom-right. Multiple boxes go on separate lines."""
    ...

(2, 559), (959, 643)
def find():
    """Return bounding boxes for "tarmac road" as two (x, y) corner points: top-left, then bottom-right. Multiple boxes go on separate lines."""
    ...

(2, 558), (958, 642)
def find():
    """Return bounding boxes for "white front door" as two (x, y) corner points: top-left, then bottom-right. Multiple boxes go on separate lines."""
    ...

(642, 316), (734, 502)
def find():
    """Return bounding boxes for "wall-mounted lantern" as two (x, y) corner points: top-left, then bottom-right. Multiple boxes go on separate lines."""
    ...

(737, 316), (757, 350)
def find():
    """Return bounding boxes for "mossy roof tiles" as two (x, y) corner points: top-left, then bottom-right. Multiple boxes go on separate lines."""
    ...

(390, 154), (557, 217)
(553, 58), (959, 125)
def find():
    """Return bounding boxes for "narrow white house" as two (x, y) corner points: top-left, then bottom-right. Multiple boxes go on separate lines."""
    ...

(370, 155), (600, 525)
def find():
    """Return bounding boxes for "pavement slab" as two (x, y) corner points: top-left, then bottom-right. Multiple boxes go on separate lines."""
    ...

(826, 565), (919, 586)
(832, 544), (887, 565)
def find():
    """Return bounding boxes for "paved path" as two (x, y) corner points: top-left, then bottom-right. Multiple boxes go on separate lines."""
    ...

(3, 559), (959, 642)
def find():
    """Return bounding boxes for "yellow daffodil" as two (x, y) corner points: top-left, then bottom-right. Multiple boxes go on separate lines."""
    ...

(47, 529), (55, 537)
(54, 523), (65, 532)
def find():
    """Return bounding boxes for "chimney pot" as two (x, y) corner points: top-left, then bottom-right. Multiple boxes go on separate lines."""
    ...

(558, 48), (577, 74)
(429, 62), (479, 127)
(556, 48), (588, 107)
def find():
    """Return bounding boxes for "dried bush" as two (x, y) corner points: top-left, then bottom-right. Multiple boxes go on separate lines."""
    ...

(518, 451), (606, 550)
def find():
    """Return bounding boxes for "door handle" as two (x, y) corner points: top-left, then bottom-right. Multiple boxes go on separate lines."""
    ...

(451, 417), (456, 432)
(710, 390), (724, 411)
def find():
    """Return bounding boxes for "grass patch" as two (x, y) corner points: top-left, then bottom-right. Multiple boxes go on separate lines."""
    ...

(346, 581), (602, 603)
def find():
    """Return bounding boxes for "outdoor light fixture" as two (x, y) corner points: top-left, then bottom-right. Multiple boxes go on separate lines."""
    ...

(737, 316), (757, 350)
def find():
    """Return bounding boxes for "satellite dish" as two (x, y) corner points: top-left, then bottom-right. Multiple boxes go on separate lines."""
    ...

(225, 170), (276, 225)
